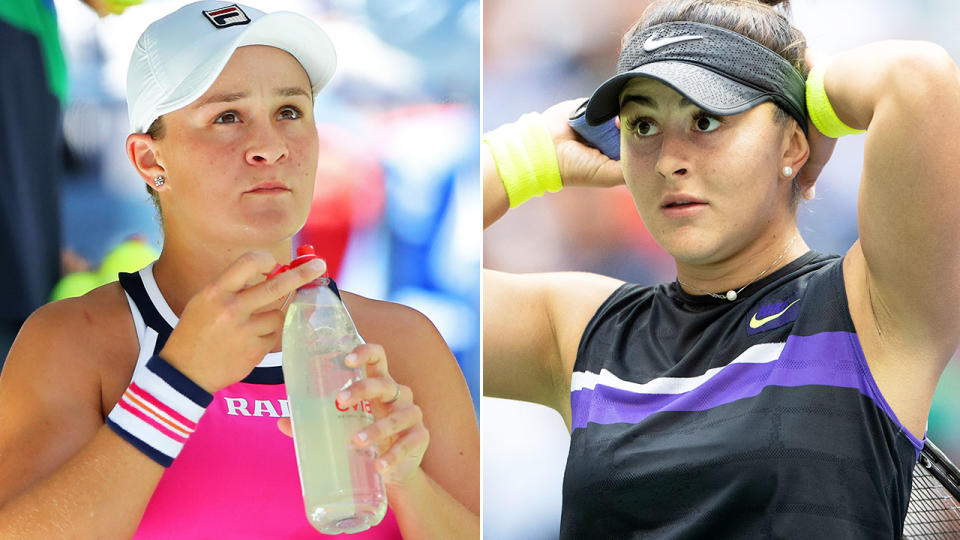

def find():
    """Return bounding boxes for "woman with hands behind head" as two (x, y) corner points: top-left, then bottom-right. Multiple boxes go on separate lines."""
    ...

(0, 2), (478, 538)
(484, 0), (959, 537)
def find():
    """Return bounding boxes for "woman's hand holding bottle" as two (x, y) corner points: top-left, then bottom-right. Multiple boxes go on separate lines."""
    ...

(277, 342), (430, 486)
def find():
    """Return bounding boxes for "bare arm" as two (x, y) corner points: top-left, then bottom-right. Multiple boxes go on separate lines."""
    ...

(483, 99), (624, 229)
(343, 297), (480, 538)
(0, 296), (163, 538)
(483, 101), (626, 422)
(483, 270), (623, 426)
(0, 252), (326, 537)
(826, 42), (960, 357)
(482, 146), (511, 228)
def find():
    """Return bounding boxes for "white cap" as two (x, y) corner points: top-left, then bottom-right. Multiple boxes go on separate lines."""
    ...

(127, 1), (337, 133)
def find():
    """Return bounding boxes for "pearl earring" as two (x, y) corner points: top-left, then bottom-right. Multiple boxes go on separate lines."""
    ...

(153, 175), (165, 187)
(782, 166), (793, 177)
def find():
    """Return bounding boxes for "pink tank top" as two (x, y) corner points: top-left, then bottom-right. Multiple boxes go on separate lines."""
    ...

(118, 265), (402, 538)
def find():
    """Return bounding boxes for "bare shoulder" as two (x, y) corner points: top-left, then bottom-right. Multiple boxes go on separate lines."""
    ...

(493, 270), (624, 362)
(341, 291), (431, 328)
(3, 281), (137, 399)
(340, 291), (450, 372)
(0, 282), (138, 503)
(339, 290), (468, 416)
(339, 290), (480, 513)
(483, 269), (624, 416)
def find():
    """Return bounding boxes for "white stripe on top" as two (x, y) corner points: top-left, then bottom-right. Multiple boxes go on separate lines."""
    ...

(136, 365), (208, 419)
(571, 341), (786, 395)
(131, 264), (283, 369)
(124, 291), (145, 348)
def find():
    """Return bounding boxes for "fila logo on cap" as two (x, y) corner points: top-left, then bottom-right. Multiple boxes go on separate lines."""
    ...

(203, 4), (250, 29)
(643, 34), (703, 52)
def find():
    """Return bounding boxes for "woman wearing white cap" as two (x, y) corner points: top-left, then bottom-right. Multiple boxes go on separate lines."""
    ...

(0, 1), (478, 537)
(484, 0), (958, 537)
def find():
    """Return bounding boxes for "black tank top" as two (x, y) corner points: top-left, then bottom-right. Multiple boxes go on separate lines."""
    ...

(561, 252), (921, 539)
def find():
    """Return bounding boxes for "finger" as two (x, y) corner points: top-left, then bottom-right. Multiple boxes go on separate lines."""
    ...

(217, 251), (278, 293)
(277, 417), (293, 438)
(338, 378), (409, 408)
(344, 343), (388, 378)
(354, 405), (422, 447)
(247, 309), (285, 337)
(377, 425), (430, 473)
(238, 258), (327, 312)
(598, 159), (626, 185)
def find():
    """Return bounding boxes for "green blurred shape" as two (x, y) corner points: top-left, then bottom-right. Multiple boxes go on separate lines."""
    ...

(49, 271), (104, 301)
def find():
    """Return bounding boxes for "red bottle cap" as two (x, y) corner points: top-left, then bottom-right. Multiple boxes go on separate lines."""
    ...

(265, 245), (325, 280)
(289, 245), (319, 269)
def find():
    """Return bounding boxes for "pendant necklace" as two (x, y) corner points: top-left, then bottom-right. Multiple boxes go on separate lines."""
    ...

(676, 235), (799, 301)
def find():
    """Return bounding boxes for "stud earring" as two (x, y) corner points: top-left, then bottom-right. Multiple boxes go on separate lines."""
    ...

(153, 175), (165, 187)
(782, 166), (793, 177)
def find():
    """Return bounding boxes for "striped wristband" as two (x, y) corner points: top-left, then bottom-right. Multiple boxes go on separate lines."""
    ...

(106, 355), (213, 467)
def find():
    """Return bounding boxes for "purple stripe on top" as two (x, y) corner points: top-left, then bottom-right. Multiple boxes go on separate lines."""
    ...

(571, 331), (924, 455)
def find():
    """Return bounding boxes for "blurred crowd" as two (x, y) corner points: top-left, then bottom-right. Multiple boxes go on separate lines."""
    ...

(483, 0), (960, 538)
(0, 0), (481, 406)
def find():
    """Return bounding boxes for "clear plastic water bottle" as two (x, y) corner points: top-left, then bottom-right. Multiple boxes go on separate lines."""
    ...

(274, 245), (387, 534)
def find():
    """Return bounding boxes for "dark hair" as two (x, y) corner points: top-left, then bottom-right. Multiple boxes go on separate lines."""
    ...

(630, 0), (806, 76)
(628, 0), (809, 205)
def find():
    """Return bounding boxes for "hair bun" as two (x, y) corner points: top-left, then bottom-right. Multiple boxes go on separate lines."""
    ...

(758, 0), (791, 7)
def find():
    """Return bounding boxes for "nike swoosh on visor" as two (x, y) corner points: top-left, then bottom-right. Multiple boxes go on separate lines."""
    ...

(642, 34), (704, 52)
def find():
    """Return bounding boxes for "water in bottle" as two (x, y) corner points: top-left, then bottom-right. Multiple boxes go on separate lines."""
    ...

(276, 245), (387, 534)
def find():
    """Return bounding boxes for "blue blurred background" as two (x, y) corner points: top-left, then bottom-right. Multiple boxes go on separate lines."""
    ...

(483, 0), (960, 538)
(44, 0), (480, 411)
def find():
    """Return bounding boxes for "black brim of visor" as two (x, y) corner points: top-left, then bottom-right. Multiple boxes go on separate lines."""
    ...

(584, 61), (777, 126)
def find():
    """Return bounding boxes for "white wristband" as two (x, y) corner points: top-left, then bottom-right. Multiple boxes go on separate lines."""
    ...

(106, 355), (212, 467)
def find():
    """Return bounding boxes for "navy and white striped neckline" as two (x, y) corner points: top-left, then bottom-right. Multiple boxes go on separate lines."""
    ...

(119, 263), (283, 384)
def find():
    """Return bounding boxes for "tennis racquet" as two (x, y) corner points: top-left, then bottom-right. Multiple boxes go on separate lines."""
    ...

(904, 439), (960, 538)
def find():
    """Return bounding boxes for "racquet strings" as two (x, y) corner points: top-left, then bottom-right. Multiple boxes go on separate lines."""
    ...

(903, 454), (960, 539)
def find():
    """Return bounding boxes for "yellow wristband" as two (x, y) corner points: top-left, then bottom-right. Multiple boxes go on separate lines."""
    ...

(483, 112), (563, 208)
(806, 61), (865, 138)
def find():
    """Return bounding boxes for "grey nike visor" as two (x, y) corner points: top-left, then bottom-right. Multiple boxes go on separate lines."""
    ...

(584, 21), (808, 134)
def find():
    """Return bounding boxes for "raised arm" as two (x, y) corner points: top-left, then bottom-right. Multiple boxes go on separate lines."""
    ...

(483, 100), (627, 420)
(824, 41), (960, 358)
(483, 99), (624, 229)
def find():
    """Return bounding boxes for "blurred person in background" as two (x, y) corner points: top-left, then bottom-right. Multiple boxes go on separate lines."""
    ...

(484, 0), (959, 537)
(0, 0), (141, 369)
(0, 2), (479, 537)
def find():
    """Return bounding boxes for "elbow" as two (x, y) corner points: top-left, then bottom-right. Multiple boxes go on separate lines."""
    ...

(885, 41), (959, 99)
